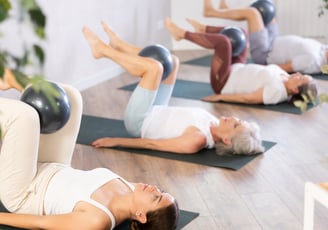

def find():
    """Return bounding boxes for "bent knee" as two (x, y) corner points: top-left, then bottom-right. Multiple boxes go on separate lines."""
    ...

(171, 55), (180, 68)
(144, 58), (164, 81)
(12, 100), (40, 124)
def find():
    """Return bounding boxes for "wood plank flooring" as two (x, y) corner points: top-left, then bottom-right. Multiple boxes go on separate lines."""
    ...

(74, 49), (328, 230)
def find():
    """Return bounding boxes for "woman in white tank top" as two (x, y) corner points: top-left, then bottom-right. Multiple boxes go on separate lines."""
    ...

(84, 22), (264, 157)
(0, 57), (179, 229)
(164, 17), (318, 106)
(203, 0), (328, 74)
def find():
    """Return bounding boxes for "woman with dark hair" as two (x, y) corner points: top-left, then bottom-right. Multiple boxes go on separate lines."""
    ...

(203, 0), (328, 74)
(165, 17), (317, 105)
(0, 69), (179, 230)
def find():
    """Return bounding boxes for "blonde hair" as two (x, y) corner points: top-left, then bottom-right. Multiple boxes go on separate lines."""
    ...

(290, 78), (318, 104)
(215, 121), (264, 156)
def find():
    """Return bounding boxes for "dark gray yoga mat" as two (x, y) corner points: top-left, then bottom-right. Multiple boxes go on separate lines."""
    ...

(310, 72), (328, 81)
(113, 210), (199, 230)
(119, 79), (315, 114)
(76, 115), (276, 171)
(0, 198), (198, 230)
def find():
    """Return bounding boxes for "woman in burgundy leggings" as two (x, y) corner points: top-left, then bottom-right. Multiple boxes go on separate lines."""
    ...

(166, 18), (248, 94)
(165, 17), (316, 105)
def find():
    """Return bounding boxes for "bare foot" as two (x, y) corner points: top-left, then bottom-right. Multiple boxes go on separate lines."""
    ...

(186, 18), (206, 33)
(165, 17), (185, 41)
(320, 182), (328, 190)
(0, 68), (24, 91)
(203, 0), (219, 17)
(0, 77), (10, 90)
(101, 21), (123, 50)
(82, 26), (107, 59)
(219, 0), (229, 9)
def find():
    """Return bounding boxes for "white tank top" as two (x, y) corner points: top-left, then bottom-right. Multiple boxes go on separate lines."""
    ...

(44, 167), (134, 230)
(223, 63), (288, 105)
(141, 106), (218, 148)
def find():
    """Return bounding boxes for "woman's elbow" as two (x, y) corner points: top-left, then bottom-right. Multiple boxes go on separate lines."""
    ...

(180, 140), (206, 154)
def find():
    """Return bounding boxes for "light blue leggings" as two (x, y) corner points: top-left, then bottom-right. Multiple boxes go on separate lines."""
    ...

(124, 83), (174, 137)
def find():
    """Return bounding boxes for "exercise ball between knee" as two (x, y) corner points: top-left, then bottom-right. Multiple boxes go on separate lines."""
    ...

(20, 81), (71, 134)
(138, 44), (174, 80)
(219, 26), (246, 57)
(250, 0), (276, 26)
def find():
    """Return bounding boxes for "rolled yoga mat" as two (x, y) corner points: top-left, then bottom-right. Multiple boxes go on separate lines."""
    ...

(77, 115), (276, 171)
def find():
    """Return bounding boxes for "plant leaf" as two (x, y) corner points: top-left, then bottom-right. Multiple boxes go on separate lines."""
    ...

(28, 8), (46, 39)
(33, 44), (45, 65)
(318, 94), (328, 104)
(320, 64), (328, 74)
(0, 0), (11, 23)
(27, 77), (62, 114)
(293, 100), (307, 113)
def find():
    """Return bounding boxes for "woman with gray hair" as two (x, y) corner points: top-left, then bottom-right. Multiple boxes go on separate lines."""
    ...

(84, 21), (264, 156)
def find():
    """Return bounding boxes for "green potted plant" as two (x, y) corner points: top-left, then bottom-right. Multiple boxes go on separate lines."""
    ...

(0, 0), (61, 136)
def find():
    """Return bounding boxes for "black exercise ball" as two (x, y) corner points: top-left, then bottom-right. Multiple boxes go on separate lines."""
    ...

(20, 81), (71, 134)
(250, 0), (276, 26)
(138, 44), (174, 80)
(219, 26), (246, 57)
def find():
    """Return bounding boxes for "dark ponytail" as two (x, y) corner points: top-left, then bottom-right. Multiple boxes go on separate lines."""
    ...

(130, 199), (179, 230)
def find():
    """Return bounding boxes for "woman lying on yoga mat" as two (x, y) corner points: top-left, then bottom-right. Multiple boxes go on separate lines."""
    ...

(203, 0), (328, 74)
(165, 18), (318, 105)
(0, 72), (179, 230)
(83, 21), (264, 156)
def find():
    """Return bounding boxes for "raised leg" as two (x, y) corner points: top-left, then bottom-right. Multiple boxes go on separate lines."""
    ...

(203, 0), (264, 33)
(101, 21), (141, 55)
(37, 84), (83, 165)
(83, 25), (162, 90)
(186, 18), (207, 33)
(165, 18), (238, 94)
(0, 98), (40, 210)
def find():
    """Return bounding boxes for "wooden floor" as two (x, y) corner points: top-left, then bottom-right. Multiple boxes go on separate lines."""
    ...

(74, 49), (328, 230)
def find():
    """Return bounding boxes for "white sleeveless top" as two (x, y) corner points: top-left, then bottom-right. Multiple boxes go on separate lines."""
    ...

(141, 106), (218, 148)
(267, 35), (328, 74)
(44, 167), (134, 230)
(222, 63), (288, 105)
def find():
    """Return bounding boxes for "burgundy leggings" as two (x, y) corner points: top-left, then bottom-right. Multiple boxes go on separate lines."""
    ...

(185, 26), (248, 94)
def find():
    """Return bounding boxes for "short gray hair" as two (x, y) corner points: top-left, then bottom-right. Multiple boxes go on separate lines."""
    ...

(215, 121), (264, 156)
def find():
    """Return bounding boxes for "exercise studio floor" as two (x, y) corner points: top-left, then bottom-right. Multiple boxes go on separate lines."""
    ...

(74, 49), (328, 230)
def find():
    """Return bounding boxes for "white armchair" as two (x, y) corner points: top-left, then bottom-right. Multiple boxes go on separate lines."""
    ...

(303, 182), (328, 230)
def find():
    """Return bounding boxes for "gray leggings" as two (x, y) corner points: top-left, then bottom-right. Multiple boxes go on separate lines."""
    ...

(249, 23), (279, 64)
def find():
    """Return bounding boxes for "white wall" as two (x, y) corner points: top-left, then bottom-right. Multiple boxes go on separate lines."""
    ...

(276, 0), (328, 41)
(171, 0), (328, 50)
(170, 0), (253, 50)
(40, 0), (172, 90)
(1, 0), (328, 99)
(0, 0), (172, 98)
